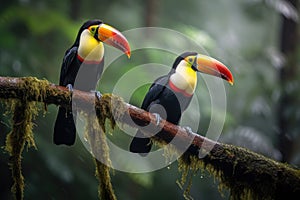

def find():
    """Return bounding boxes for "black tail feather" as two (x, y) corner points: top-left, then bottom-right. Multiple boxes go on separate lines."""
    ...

(53, 107), (76, 145)
(129, 130), (152, 156)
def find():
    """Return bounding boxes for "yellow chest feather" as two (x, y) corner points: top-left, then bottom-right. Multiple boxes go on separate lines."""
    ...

(78, 30), (104, 62)
(170, 61), (197, 95)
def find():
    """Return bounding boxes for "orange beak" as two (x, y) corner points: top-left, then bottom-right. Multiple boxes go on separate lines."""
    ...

(196, 54), (234, 85)
(97, 23), (131, 58)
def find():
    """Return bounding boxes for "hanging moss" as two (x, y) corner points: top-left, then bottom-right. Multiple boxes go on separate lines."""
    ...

(161, 142), (179, 165)
(89, 93), (129, 200)
(95, 94), (127, 132)
(177, 144), (300, 200)
(85, 102), (117, 200)
(19, 77), (49, 102)
(176, 154), (203, 200)
(5, 99), (39, 200)
(3, 77), (48, 200)
(94, 157), (116, 200)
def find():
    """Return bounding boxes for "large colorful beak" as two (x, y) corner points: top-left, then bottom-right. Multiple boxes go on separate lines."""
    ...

(195, 54), (234, 85)
(96, 23), (131, 58)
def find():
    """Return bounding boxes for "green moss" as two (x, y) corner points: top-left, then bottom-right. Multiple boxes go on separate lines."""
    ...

(161, 142), (179, 166)
(176, 144), (300, 200)
(85, 95), (121, 200)
(177, 154), (204, 200)
(95, 94), (126, 132)
(89, 93), (129, 200)
(5, 100), (39, 200)
(20, 77), (49, 101)
(3, 77), (50, 200)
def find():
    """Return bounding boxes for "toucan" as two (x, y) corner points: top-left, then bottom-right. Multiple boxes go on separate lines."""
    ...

(129, 52), (233, 155)
(54, 19), (130, 145)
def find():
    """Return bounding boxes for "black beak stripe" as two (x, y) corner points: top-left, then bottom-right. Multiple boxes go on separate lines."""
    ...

(94, 26), (99, 41)
(191, 58), (198, 71)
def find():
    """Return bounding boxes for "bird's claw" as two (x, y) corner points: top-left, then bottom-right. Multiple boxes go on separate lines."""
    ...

(183, 126), (194, 135)
(66, 84), (74, 99)
(91, 90), (102, 100)
(66, 84), (73, 93)
(65, 84), (74, 110)
(152, 113), (162, 126)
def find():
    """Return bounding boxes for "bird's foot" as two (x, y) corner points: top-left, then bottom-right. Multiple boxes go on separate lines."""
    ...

(66, 84), (73, 93)
(183, 126), (194, 136)
(152, 113), (162, 126)
(65, 84), (74, 111)
(91, 90), (102, 101)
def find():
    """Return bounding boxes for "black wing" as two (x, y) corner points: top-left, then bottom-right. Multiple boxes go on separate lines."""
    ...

(59, 46), (77, 86)
(130, 75), (170, 155)
(54, 46), (78, 146)
(141, 75), (169, 110)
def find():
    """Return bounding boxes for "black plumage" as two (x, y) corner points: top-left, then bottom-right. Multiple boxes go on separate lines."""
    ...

(130, 52), (197, 155)
(53, 20), (103, 145)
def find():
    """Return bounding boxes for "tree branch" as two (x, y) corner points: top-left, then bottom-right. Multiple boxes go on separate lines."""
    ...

(1, 76), (300, 199)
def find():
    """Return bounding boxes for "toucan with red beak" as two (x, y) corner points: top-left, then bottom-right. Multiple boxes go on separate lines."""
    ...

(54, 19), (130, 145)
(129, 52), (233, 155)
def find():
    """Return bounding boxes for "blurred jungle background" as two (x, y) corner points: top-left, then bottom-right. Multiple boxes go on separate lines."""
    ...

(0, 0), (299, 199)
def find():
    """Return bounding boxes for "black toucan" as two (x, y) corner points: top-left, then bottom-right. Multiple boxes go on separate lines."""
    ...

(129, 52), (233, 155)
(54, 19), (130, 145)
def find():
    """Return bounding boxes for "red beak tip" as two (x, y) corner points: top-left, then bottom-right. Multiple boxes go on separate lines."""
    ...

(126, 51), (131, 58)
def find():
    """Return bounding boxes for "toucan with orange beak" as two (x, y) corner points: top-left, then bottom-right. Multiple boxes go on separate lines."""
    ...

(54, 19), (130, 145)
(129, 52), (233, 155)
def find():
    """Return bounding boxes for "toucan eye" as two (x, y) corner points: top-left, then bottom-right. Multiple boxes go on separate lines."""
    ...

(184, 56), (196, 65)
(91, 27), (95, 32)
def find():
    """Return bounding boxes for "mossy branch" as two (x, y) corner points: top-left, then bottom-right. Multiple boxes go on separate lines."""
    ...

(1, 76), (300, 199)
